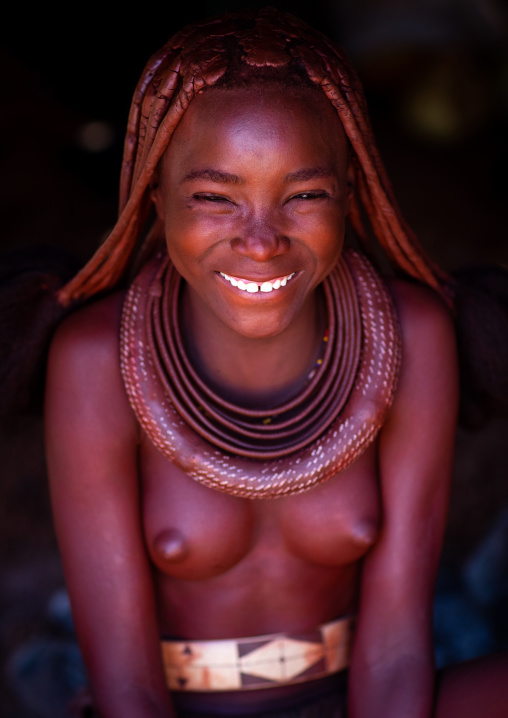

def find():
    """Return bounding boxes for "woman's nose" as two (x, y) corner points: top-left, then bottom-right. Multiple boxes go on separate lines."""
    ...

(230, 218), (290, 262)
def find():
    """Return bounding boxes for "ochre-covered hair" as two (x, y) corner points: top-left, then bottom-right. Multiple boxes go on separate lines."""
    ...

(57, 7), (450, 307)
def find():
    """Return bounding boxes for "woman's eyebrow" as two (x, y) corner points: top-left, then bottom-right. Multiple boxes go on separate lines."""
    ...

(284, 167), (335, 182)
(180, 168), (245, 184)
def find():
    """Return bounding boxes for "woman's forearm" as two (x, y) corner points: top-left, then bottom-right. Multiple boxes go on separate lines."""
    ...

(348, 654), (435, 718)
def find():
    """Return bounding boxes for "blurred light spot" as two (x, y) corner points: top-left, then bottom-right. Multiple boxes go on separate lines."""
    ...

(401, 57), (490, 143)
(76, 121), (115, 152)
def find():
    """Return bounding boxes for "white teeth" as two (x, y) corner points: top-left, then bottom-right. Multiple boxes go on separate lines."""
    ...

(220, 272), (295, 294)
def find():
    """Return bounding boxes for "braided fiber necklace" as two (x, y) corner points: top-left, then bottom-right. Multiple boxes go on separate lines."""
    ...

(120, 249), (401, 498)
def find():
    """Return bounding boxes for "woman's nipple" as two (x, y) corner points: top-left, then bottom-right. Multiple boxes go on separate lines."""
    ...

(153, 529), (189, 562)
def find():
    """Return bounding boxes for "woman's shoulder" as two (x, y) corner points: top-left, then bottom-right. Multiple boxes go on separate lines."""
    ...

(384, 276), (458, 416)
(46, 290), (139, 448)
(47, 291), (132, 417)
(49, 291), (126, 369)
(386, 276), (456, 357)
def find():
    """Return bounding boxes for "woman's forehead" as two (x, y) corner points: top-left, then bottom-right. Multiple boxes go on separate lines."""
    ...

(172, 86), (346, 144)
(160, 86), (349, 178)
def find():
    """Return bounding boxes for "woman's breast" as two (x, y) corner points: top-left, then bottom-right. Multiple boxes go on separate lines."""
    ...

(140, 435), (381, 582)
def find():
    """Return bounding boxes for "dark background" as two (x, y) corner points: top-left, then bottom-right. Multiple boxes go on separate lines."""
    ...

(1, 1), (508, 716)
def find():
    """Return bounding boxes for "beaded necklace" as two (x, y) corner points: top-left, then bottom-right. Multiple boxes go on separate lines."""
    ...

(120, 249), (401, 498)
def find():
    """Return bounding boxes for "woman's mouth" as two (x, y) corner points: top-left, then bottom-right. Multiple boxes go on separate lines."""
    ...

(218, 271), (296, 294)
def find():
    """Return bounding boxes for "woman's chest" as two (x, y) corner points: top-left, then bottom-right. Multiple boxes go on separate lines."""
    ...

(140, 435), (381, 581)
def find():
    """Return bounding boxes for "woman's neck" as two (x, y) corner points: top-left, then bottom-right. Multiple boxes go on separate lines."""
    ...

(179, 286), (327, 409)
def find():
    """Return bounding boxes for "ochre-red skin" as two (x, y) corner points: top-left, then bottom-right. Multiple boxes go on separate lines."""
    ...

(45, 10), (508, 718)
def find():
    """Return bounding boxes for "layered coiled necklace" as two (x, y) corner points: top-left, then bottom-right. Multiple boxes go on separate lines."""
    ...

(120, 249), (401, 498)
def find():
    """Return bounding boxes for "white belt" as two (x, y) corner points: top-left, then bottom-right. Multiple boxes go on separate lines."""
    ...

(161, 615), (354, 692)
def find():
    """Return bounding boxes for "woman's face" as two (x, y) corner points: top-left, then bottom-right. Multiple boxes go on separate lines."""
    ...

(153, 86), (353, 340)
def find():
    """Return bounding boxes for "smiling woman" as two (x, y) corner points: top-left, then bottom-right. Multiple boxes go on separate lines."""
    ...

(151, 87), (349, 373)
(24, 6), (508, 718)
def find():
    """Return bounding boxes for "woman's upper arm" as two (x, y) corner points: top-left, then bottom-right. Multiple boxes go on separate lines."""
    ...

(349, 281), (459, 714)
(45, 295), (171, 715)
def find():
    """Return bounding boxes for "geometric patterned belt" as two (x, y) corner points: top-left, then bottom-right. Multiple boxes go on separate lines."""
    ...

(161, 616), (354, 692)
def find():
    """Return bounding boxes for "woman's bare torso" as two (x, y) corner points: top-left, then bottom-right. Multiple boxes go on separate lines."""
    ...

(141, 432), (380, 640)
(45, 271), (461, 717)
(138, 424), (380, 713)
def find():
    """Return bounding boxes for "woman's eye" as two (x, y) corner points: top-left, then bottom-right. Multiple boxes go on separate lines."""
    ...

(193, 193), (232, 204)
(291, 191), (329, 201)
